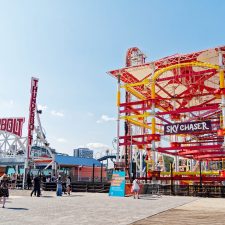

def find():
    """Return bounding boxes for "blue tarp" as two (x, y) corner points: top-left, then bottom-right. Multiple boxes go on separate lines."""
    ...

(55, 155), (102, 167)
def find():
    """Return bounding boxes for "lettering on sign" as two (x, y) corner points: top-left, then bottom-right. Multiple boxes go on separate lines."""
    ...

(27, 77), (39, 159)
(164, 121), (212, 135)
(111, 174), (124, 187)
(0, 118), (25, 137)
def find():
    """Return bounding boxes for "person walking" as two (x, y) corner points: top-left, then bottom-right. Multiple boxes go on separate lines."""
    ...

(31, 176), (41, 197)
(27, 173), (32, 190)
(0, 174), (9, 208)
(131, 179), (140, 199)
(66, 176), (71, 195)
(56, 175), (62, 196)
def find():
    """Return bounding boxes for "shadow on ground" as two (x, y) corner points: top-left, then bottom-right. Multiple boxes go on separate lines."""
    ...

(5, 207), (29, 211)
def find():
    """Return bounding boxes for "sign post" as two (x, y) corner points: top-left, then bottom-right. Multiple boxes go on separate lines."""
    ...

(23, 77), (39, 189)
(109, 171), (126, 197)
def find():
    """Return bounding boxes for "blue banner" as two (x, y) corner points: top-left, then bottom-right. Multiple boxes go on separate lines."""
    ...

(109, 170), (125, 197)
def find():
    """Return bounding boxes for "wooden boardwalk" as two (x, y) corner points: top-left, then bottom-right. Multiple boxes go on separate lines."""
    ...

(132, 198), (225, 225)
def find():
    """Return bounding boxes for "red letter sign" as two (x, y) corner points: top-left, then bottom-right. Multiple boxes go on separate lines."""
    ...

(0, 118), (25, 136)
(27, 77), (39, 159)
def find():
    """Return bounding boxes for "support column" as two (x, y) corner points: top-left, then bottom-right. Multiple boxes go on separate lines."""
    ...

(116, 74), (121, 163)
(219, 51), (225, 145)
(140, 150), (143, 177)
(22, 158), (28, 189)
(172, 85), (179, 173)
(174, 155), (179, 172)
(199, 161), (202, 188)
(151, 68), (156, 171)
(15, 165), (19, 174)
(100, 163), (103, 183)
(170, 162), (174, 195)
(92, 164), (95, 183)
(52, 154), (57, 176)
(190, 159), (193, 171)
(130, 127), (133, 179)
(151, 119), (156, 170)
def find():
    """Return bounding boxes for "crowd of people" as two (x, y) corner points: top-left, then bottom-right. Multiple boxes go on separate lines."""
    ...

(0, 171), (141, 209)
(0, 173), (72, 208)
(29, 173), (72, 197)
(56, 175), (71, 196)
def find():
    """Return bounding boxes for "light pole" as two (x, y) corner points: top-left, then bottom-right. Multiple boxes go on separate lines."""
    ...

(106, 149), (109, 169)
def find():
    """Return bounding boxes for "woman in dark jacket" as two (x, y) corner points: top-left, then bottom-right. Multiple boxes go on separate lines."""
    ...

(0, 174), (9, 208)
(27, 173), (32, 190)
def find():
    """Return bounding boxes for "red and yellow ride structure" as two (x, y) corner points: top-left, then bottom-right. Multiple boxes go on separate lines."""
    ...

(108, 46), (225, 184)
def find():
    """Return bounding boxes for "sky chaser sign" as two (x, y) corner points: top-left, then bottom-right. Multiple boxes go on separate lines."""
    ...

(164, 120), (212, 135)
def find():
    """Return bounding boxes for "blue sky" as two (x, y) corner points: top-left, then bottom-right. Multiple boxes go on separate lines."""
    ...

(0, 0), (224, 156)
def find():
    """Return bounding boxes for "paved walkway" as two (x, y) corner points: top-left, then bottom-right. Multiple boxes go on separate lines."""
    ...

(132, 198), (225, 225)
(0, 191), (195, 225)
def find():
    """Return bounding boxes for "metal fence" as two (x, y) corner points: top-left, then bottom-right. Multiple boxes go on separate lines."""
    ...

(141, 184), (225, 198)
(42, 182), (110, 193)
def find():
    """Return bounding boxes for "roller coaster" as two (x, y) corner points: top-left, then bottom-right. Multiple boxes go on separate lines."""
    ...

(0, 78), (56, 181)
(108, 46), (225, 184)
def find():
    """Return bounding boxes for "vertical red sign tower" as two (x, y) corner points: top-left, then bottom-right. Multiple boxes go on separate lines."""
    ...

(27, 77), (39, 159)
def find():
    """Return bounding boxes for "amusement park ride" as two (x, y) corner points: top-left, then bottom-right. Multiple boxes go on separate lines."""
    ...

(108, 45), (225, 184)
(0, 78), (56, 184)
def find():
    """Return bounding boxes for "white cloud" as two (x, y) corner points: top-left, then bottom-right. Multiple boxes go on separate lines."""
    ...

(96, 114), (116, 123)
(37, 104), (48, 111)
(51, 110), (64, 117)
(56, 138), (67, 143)
(86, 142), (110, 150)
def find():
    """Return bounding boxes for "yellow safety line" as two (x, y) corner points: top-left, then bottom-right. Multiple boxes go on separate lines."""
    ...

(125, 86), (146, 100)
(151, 61), (220, 99)
(126, 118), (151, 129)
(220, 69), (225, 89)
(153, 61), (219, 82)
(120, 112), (150, 120)
(125, 118), (162, 133)
(222, 158), (225, 170)
(121, 79), (149, 88)
(117, 90), (120, 107)
(152, 117), (156, 134)
(161, 171), (220, 176)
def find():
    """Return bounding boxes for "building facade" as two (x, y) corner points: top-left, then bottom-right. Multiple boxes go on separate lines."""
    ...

(55, 155), (106, 182)
(73, 148), (93, 158)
